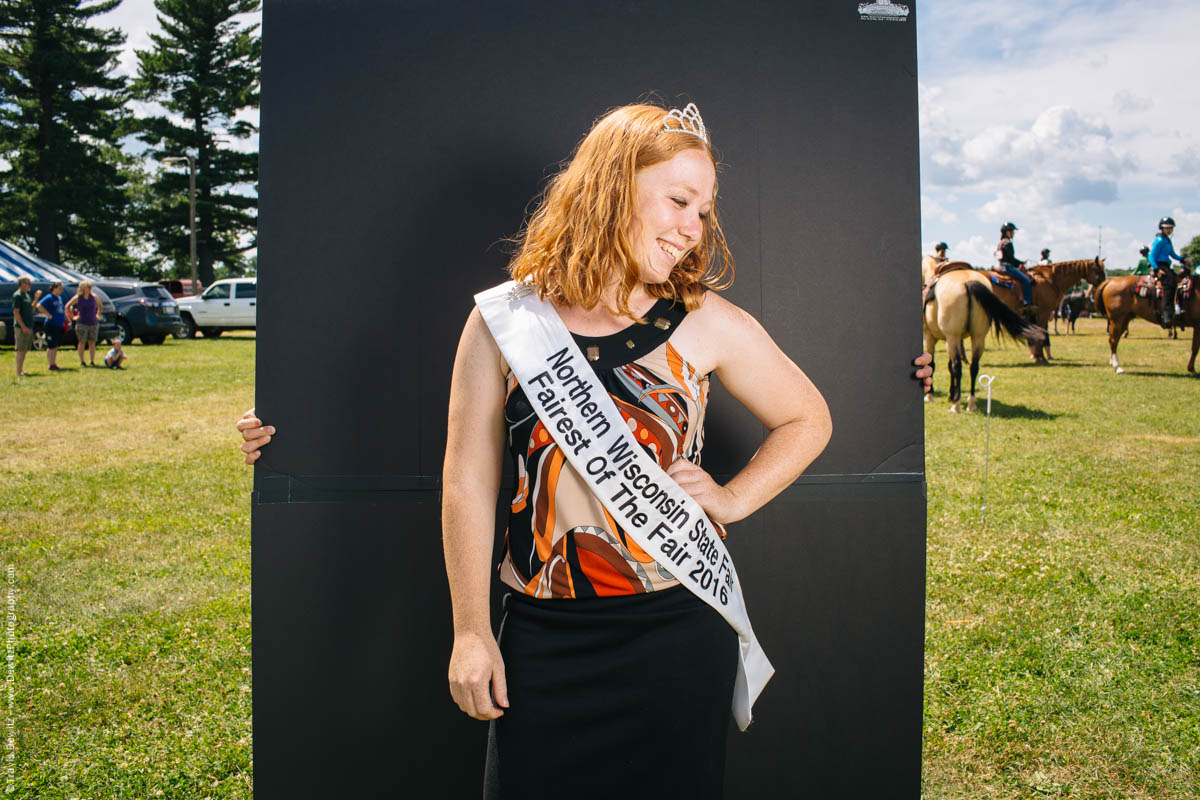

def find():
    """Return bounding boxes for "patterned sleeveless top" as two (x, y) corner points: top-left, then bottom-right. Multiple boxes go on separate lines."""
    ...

(497, 295), (726, 599)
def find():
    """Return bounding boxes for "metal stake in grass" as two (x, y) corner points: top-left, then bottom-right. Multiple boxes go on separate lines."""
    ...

(979, 374), (995, 525)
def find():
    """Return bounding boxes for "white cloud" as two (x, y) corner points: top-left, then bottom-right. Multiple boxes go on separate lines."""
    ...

(1113, 90), (1153, 114)
(925, 104), (1130, 211)
(922, 194), (958, 224)
(946, 235), (994, 267)
(918, 0), (1199, 275)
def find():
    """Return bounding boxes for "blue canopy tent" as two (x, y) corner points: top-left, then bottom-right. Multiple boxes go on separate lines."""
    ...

(0, 240), (91, 284)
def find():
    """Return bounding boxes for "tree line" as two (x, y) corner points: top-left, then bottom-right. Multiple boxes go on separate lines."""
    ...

(0, 0), (259, 285)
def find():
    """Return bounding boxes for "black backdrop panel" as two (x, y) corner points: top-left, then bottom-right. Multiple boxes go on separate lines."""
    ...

(254, 0), (924, 797)
(254, 0), (922, 480)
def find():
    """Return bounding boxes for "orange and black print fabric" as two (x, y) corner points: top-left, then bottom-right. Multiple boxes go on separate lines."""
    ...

(497, 296), (726, 599)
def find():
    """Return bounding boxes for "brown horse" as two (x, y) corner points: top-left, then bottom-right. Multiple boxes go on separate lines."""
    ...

(922, 270), (1049, 412)
(1094, 274), (1200, 375)
(989, 258), (1107, 362)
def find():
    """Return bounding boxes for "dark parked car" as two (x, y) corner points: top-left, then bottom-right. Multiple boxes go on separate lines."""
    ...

(93, 278), (183, 344)
(160, 278), (205, 298)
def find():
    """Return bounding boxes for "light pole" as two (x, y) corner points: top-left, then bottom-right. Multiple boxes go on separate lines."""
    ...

(163, 155), (198, 296)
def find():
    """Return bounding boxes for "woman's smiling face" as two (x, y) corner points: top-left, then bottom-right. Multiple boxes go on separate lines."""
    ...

(629, 148), (716, 285)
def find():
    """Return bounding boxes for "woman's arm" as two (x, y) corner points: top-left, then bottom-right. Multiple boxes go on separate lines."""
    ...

(442, 306), (510, 721)
(667, 293), (831, 525)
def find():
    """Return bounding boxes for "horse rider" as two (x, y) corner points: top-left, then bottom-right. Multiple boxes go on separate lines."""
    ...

(1038, 248), (1052, 266)
(1149, 216), (1191, 326)
(996, 222), (1033, 314)
(1133, 246), (1151, 275)
(933, 241), (949, 264)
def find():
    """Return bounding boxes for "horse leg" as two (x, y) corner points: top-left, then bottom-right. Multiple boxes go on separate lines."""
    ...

(1109, 314), (1130, 374)
(923, 327), (936, 402)
(947, 337), (963, 413)
(967, 343), (982, 412)
(1185, 322), (1198, 373)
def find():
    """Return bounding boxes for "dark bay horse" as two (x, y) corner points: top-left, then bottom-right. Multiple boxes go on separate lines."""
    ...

(990, 258), (1107, 361)
(1095, 274), (1200, 374)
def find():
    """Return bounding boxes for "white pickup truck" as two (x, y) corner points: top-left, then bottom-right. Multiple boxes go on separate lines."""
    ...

(176, 277), (257, 338)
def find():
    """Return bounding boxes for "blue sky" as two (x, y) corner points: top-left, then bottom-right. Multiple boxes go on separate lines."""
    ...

(917, 0), (1199, 268)
(94, 0), (1199, 271)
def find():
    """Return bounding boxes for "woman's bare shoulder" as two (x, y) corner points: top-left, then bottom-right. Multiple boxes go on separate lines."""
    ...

(459, 304), (508, 379)
(673, 290), (761, 375)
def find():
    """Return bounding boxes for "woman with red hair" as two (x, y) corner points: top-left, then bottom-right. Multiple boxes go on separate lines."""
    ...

(238, 101), (930, 798)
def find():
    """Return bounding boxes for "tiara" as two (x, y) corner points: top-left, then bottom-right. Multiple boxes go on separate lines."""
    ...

(662, 102), (709, 145)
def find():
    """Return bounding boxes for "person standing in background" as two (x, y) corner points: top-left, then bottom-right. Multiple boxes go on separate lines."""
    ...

(36, 281), (67, 372)
(65, 280), (101, 366)
(1038, 248), (1052, 266)
(11, 275), (39, 376)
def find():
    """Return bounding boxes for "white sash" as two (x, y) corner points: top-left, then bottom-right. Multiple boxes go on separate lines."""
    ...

(475, 280), (773, 731)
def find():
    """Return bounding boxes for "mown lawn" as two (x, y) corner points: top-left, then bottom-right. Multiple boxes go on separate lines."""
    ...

(0, 318), (1197, 799)
(922, 318), (1199, 799)
(1, 334), (256, 800)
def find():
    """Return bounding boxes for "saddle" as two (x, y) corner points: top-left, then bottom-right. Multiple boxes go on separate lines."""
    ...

(987, 270), (1016, 289)
(934, 260), (973, 278)
(921, 260), (974, 295)
(1134, 275), (1160, 300)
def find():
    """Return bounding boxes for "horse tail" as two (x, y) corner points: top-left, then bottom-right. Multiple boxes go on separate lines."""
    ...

(964, 281), (1048, 347)
(1094, 279), (1110, 318)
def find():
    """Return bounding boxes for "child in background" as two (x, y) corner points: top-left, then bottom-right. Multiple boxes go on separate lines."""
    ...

(104, 338), (128, 369)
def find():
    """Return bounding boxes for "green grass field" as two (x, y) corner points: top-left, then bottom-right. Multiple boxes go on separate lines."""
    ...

(1, 318), (1197, 799)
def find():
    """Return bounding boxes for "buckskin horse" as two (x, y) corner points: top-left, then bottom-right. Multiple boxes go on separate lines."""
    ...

(922, 269), (1049, 412)
(987, 258), (1107, 362)
(1094, 272), (1200, 375)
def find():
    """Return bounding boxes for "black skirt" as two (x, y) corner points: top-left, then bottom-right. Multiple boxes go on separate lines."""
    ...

(483, 584), (738, 800)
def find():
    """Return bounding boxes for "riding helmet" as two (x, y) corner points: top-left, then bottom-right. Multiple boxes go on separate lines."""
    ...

(935, 241), (948, 251)
(1159, 216), (1176, 230)
(1001, 222), (1018, 233)
(1140, 245), (1150, 256)
(1040, 248), (1050, 257)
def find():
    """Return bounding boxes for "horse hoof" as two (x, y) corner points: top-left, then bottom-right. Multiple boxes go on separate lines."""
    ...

(949, 404), (960, 414)
(1115, 367), (1124, 374)
(967, 402), (977, 413)
(923, 393), (932, 403)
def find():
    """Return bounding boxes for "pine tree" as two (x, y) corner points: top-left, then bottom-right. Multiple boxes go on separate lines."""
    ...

(133, 0), (260, 285)
(0, 0), (135, 272)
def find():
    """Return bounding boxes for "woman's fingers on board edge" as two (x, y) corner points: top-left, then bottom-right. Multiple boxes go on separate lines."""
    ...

(241, 435), (270, 453)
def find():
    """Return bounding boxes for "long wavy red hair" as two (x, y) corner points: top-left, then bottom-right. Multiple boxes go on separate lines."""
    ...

(507, 103), (735, 319)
